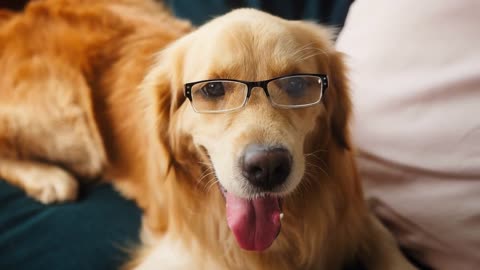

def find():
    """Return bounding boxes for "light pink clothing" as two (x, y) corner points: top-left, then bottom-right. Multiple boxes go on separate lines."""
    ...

(336, 0), (480, 269)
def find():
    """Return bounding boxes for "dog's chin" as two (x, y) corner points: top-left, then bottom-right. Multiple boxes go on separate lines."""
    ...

(217, 182), (284, 252)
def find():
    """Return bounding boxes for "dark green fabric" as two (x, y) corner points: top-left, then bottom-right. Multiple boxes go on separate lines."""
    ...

(165, 0), (352, 28)
(0, 181), (141, 270)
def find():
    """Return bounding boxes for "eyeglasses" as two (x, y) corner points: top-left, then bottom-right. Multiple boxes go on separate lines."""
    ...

(184, 74), (328, 113)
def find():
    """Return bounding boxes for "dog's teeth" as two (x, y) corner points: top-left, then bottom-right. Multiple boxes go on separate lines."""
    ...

(279, 213), (284, 220)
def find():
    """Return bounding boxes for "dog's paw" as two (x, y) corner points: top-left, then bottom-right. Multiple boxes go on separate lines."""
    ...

(24, 168), (79, 204)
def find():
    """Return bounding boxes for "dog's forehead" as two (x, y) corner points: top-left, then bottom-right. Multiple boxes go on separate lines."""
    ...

(184, 9), (318, 80)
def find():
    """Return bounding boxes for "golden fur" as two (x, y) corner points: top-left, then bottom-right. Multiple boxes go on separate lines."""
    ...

(0, 1), (416, 269)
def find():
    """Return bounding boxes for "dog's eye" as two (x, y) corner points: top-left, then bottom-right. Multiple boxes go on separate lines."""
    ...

(283, 77), (307, 97)
(200, 82), (225, 98)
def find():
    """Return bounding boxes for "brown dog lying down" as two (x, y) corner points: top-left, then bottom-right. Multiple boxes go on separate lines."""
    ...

(0, 1), (416, 269)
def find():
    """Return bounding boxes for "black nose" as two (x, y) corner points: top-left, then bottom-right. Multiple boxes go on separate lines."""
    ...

(241, 144), (292, 190)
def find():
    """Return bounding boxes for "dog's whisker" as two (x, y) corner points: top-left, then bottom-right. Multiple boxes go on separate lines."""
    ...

(195, 169), (217, 192)
(305, 152), (325, 160)
(305, 162), (329, 178)
(198, 171), (216, 182)
(197, 164), (216, 173)
(204, 178), (220, 193)
(197, 161), (213, 167)
(304, 149), (328, 156)
(304, 150), (329, 169)
(303, 171), (318, 185)
(306, 155), (328, 170)
(304, 153), (326, 161)
(295, 178), (310, 199)
(201, 178), (216, 193)
(305, 160), (327, 170)
(202, 174), (218, 186)
(309, 166), (330, 180)
(291, 170), (318, 199)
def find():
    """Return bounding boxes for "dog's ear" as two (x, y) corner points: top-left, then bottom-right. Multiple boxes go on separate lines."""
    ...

(137, 37), (191, 179)
(142, 40), (189, 123)
(293, 22), (352, 150)
(325, 50), (352, 150)
(141, 37), (192, 132)
(136, 38), (191, 231)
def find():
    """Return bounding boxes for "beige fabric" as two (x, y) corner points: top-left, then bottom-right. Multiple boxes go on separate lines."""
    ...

(336, 0), (480, 269)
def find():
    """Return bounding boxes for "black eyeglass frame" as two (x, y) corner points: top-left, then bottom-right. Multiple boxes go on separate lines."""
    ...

(184, 73), (328, 113)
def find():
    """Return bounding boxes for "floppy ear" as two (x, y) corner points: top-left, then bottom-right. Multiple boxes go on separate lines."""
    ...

(292, 21), (352, 150)
(136, 38), (192, 231)
(157, 40), (200, 165)
(293, 22), (352, 150)
(325, 50), (352, 150)
(140, 37), (190, 151)
(143, 41), (188, 123)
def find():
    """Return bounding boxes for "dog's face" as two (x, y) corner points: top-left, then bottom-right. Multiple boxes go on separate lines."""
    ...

(148, 9), (350, 252)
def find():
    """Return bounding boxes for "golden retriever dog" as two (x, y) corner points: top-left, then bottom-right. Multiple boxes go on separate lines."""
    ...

(0, 0), (416, 269)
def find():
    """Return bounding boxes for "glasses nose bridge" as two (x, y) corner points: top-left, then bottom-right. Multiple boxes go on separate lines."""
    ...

(247, 81), (269, 98)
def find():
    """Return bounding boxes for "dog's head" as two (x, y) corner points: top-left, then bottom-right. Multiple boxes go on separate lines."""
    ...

(143, 9), (350, 252)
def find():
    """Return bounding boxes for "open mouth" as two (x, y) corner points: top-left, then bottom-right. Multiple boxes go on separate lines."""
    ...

(218, 184), (283, 251)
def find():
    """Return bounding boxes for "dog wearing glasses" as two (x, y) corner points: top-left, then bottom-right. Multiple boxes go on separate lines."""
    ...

(0, 1), (416, 269)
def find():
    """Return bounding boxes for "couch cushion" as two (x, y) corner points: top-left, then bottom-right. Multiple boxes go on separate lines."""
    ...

(0, 181), (141, 270)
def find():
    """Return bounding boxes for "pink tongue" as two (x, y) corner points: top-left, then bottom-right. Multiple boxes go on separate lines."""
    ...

(226, 192), (282, 251)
